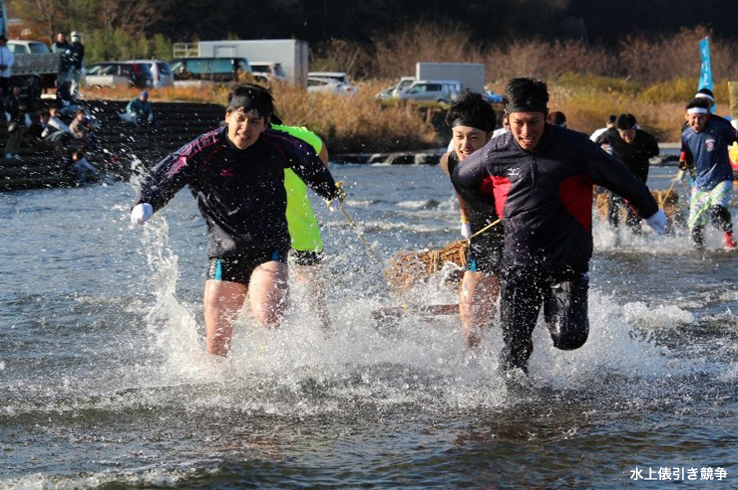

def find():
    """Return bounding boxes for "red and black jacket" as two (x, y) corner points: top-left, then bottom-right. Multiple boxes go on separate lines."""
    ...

(452, 124), (658, 271)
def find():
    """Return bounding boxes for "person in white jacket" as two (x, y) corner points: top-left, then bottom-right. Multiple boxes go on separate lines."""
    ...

(0, 36), (15, 101)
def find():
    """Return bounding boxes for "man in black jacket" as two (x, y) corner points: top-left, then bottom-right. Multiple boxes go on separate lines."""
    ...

(596, 113), (660, 234)
(452, 77), (667, 376)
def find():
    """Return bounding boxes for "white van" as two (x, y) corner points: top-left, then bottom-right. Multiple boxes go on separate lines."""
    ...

(250, 61), (286, 82)
(395, 80), (462, 104)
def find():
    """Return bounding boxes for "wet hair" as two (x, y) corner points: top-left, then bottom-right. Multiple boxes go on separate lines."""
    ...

(615, 113), (637, 130)
(40, 108), (50, 118)
(72, 145), (86, 159)
(607, 114), (617, 124)
(546, 111), (567, 127)
(445, 90), (496, 133)
(695, 87), (714, 100)
(226, 84), (275, 121)
(686, 97), (711, 111)
(504, 77), (549, 114)
(75, 108), (86, 116)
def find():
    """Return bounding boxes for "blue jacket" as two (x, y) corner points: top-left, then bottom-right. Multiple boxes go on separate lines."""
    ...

(681, 119), (738, 191)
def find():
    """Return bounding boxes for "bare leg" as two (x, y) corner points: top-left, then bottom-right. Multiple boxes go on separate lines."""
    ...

(459, 271), (500, 349)
(293, 263), (331, 332)
(249, 261), (289, 329)
(203, 279), (248, 356)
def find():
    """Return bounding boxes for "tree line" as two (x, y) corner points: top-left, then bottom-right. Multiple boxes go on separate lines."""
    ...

(8, 0), (738, 77)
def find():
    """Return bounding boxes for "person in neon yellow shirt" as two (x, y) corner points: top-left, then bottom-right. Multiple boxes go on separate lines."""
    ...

(271, 118), (332, 331)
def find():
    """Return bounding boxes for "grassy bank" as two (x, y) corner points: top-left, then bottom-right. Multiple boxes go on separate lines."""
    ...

(82, 73), (729, 153)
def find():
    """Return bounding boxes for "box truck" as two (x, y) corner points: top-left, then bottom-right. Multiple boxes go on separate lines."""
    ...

(194, 39), (308, 87)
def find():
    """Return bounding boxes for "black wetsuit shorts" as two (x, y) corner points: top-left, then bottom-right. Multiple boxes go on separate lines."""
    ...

(499, 263), (590, 373)
(291, 249), (324, 266)
(466, 229), (503, 274)
(207, 248), (288, 286)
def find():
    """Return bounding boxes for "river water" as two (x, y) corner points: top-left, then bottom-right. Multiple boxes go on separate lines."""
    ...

(1, 164), (737, 488)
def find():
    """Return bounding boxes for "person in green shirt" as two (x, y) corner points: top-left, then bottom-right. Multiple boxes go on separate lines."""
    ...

(271, 117), (332, 331)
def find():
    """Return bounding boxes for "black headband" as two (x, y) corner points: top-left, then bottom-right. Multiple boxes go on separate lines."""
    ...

(505, 102), (547, 114)
(452, 116), (494, 133)
(228, 95), (266, 118)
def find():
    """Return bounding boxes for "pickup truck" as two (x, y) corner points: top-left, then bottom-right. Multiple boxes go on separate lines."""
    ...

(7, 40), (62, 111)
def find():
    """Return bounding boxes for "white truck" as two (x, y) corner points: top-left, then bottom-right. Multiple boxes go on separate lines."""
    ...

(415, 62), (486, 94)
(174, 39), (309, 87)
(0, 2), (61, 111)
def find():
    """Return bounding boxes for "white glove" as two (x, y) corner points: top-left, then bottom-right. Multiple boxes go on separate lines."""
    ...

(130, 203), (153, 225)
(645, 209), (667, 235)
(460, 222), (472, 240)
(672, 170), (685, 182)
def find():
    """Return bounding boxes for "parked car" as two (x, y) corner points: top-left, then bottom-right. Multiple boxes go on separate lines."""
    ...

(127, 60), (174, 88)
(307, 75), (357, 95)
(395, 80), (461, 104)
(249, 61), (286, 82)
(83, 61), (153, 88)
(168, 57), (251, 83)
(376, 76), (415, 99)
(7, 40), (51, 54)
(308, 71), (351, 83)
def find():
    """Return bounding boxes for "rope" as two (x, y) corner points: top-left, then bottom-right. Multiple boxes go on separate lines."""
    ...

(468, 218), (501, 241)
(337, 202), (382, 263)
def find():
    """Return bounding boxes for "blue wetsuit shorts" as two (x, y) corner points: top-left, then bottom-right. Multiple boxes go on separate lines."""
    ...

(207, 248), (288, 286)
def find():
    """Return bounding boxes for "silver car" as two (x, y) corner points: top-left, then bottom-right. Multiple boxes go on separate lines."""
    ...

(396, 80), (461, 104)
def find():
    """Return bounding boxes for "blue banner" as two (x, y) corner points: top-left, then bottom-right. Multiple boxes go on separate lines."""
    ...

(699, 37), (715, 113)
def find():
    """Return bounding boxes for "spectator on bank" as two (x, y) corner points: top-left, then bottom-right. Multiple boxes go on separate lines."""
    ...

(56, 80), (82, 116)
(47, 106), (71, 135)
(70, 145), (97, 184)
(51, 32), (73, 85)
(119, 91), (155, 127)
(69, 107), (95, 148)
(4, 85), (25, 159)
(69, 31), (85, 95)
(0, 36), (14, 101)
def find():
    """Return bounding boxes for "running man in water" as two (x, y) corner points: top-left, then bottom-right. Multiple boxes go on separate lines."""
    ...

(452, 77), (667, 376)
(595, 113), (660, 235)
(680, 97), (738, 250)
(131, 84), (344, 356)
(270, 114), (333, 331)
(440, 91), (503, 348)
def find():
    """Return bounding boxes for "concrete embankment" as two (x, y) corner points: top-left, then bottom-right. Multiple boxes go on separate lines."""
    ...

(0, 98), (684, 191)
(0, 100), (224, 191)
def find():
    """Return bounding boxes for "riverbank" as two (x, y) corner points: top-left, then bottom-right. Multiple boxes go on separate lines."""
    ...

(80, 77), (726, 155)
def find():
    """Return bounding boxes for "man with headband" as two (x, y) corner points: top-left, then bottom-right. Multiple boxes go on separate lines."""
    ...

(440, 90), (503, 349)
(130, 84), (344, 356)
(595, 113), (659, 236)
(452, 77), (666, 378)
(680, 97), (738, 250)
